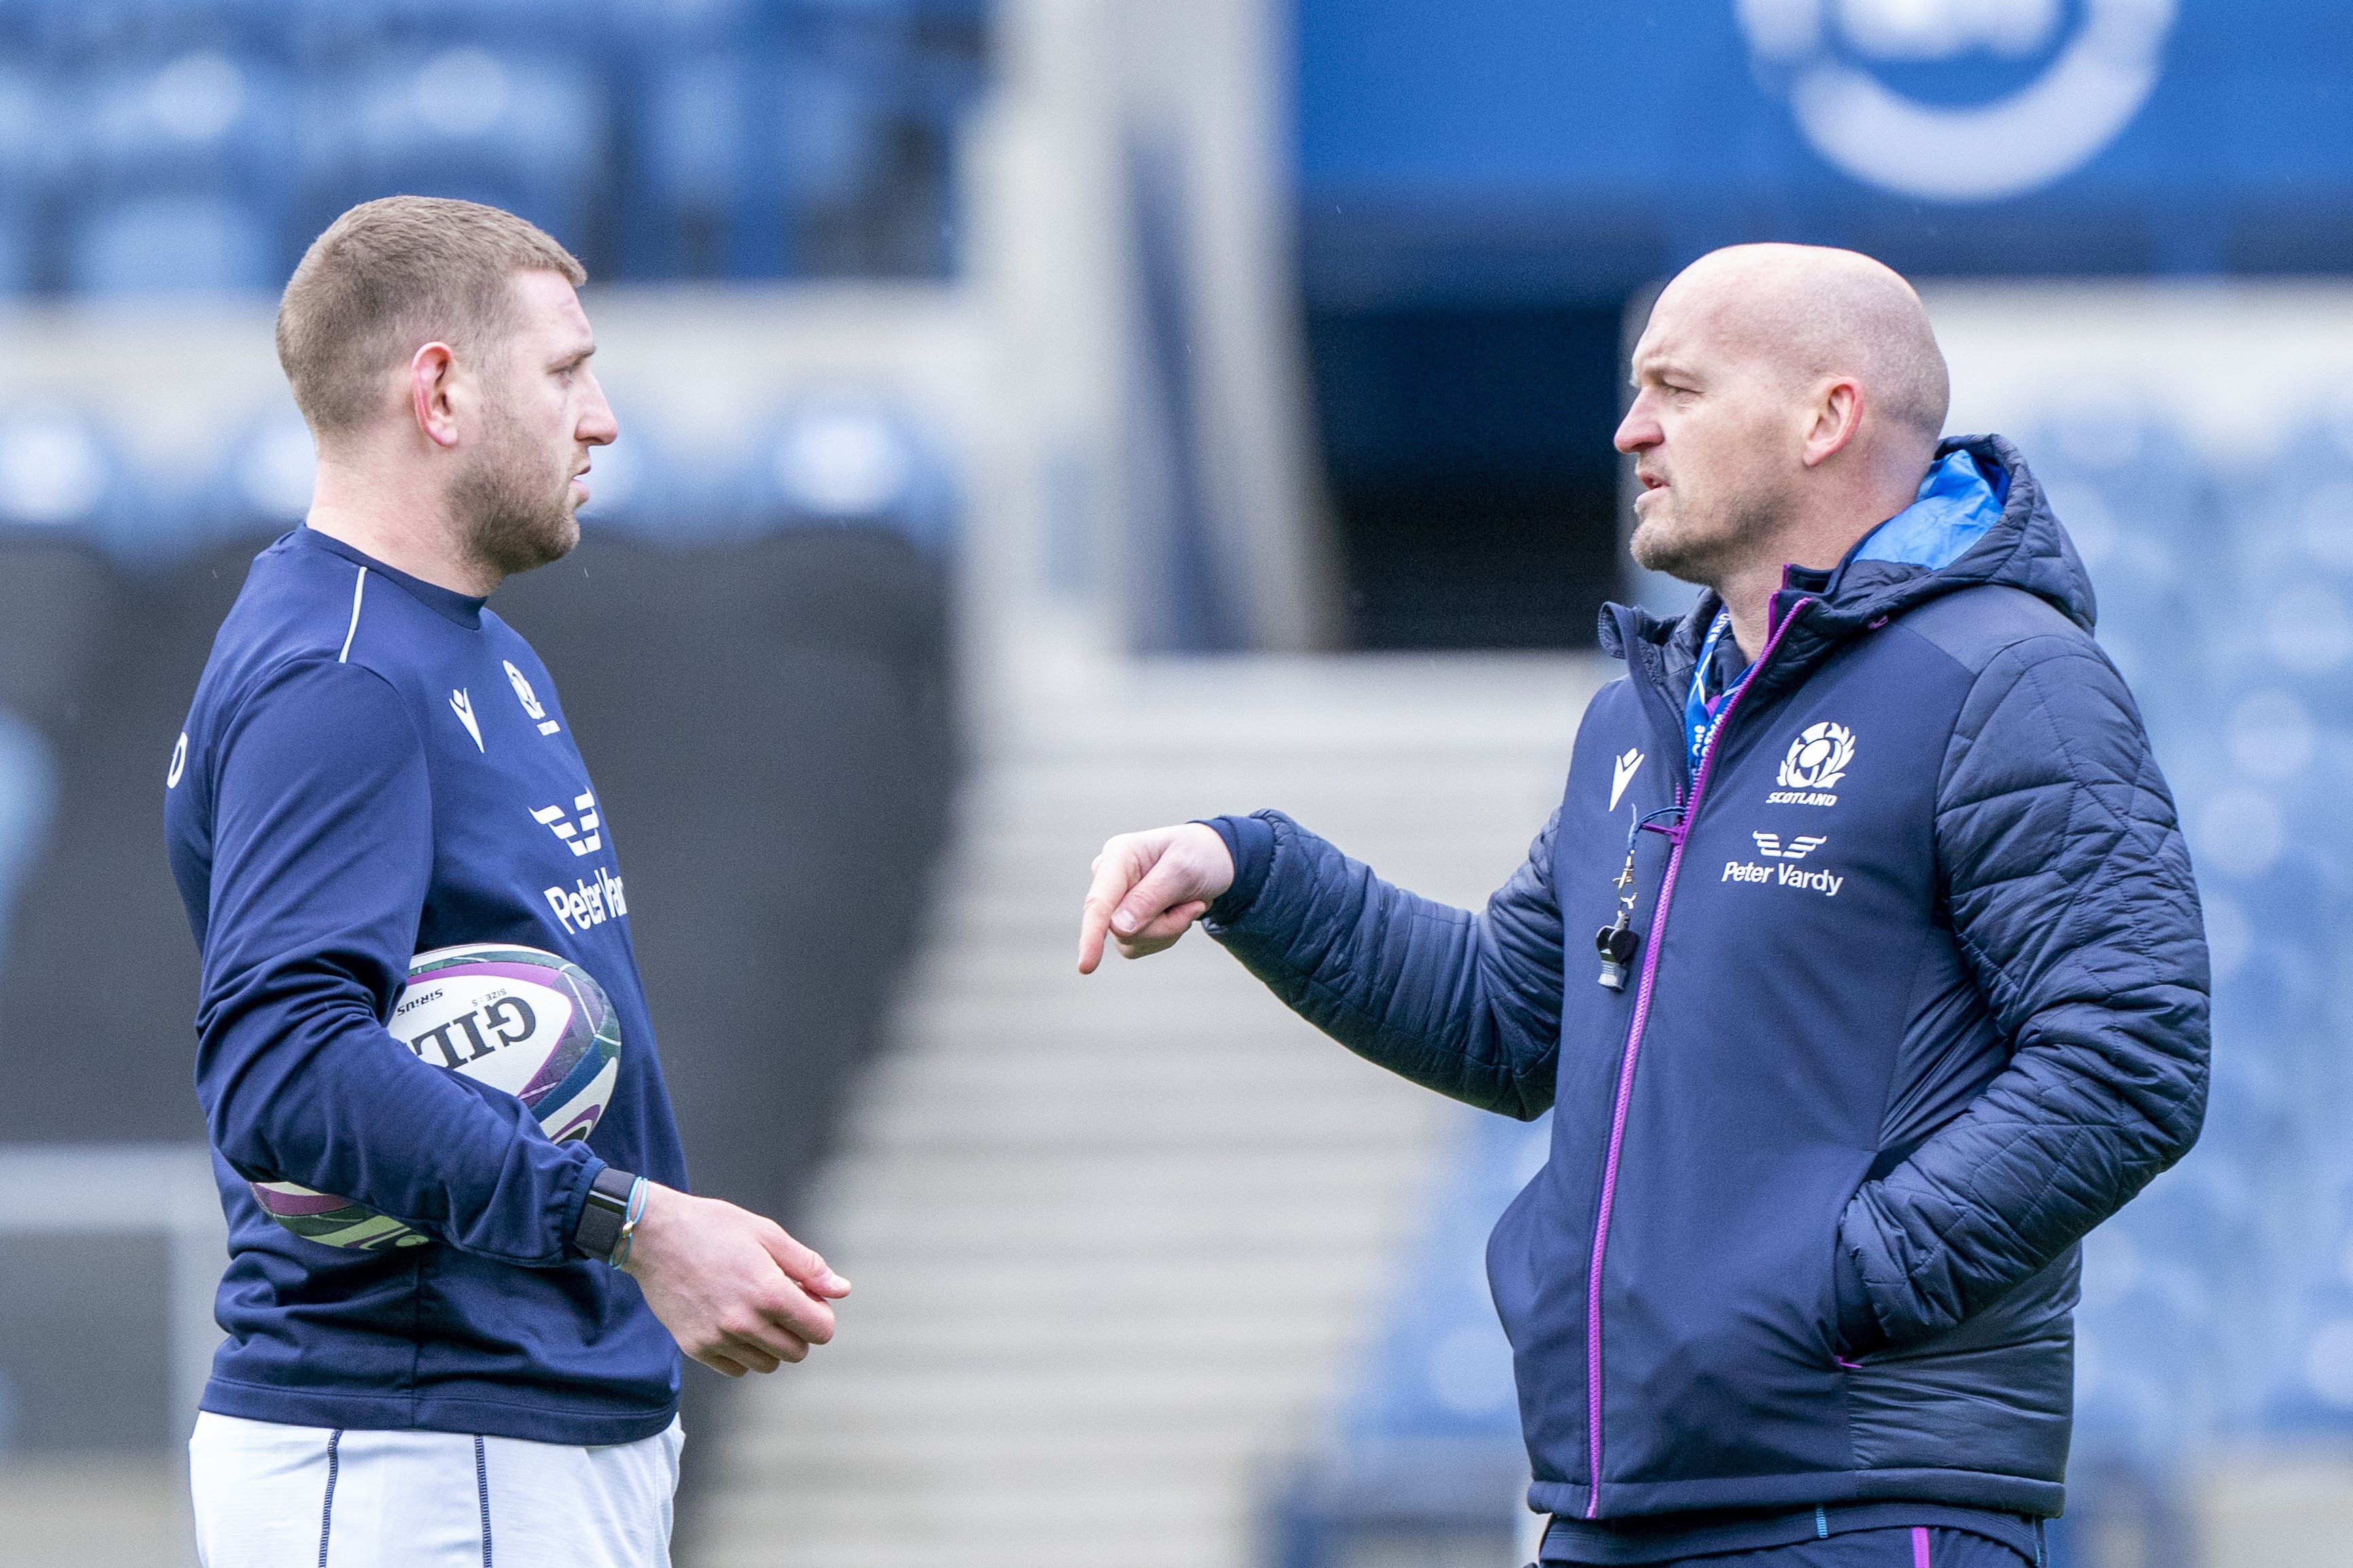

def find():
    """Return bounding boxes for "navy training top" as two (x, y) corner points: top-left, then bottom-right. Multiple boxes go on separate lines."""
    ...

(165, 526), (687, 1444)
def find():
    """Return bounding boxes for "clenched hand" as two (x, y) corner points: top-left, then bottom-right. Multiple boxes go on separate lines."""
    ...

(622, 1183), (851, 1377)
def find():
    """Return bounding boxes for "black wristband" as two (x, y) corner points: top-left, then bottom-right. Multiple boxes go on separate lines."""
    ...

(576, 1166), (637, 1263)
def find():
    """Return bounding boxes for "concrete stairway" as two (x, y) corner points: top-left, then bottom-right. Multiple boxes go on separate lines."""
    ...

(694, 654), (1600, 1568)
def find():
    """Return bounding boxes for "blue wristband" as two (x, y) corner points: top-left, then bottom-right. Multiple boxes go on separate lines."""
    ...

(611, 1176), (648, 1270)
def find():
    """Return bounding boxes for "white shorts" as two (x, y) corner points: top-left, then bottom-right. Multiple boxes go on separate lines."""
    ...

(188, 1410), (683, 1568)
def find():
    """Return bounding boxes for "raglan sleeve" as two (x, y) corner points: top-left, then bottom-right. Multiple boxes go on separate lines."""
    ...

(1201, 807), (1565, 1120)
(1833, 635), (2210, 1350)
(194, 657), (605, 1266)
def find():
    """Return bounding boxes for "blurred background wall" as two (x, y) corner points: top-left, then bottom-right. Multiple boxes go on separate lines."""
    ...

(0, 3), (2348, 1567)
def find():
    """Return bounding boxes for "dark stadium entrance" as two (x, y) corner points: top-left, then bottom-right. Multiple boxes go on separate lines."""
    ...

(1304, 302), (1627, 650)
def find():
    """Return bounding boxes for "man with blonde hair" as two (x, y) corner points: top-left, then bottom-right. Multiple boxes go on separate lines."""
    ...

(167, 197), (844, 1566)
(1081, 244), (2209, 1565)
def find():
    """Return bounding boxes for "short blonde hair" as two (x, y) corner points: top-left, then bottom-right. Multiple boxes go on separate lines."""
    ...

(276, 196), (586, 437)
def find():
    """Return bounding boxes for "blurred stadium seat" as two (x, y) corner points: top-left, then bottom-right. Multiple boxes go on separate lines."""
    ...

(565, 387), (964, 548)
(1342, 1110), (1543, 1447)
(0, 406), (122, 536)
(71, 193), (279, 294)
(1270, 1110), (1545, 1566)
(572, 401), (696, 536)
(202, 401), (315, 540)
(0, 0), (992, 298)
(12, 0), (290, 62)
(613, 0), (984, 280)
(755, 393), (957, 548)
(64, 48), (293, 293)
(0, 708), (54, 961)
(2017, 405), (2222, 749)
(298, 45), (606, 261)
(0, 65), (47, 295)
(625, 40), (774, 278)
(359, 0), (591, 48)
(0, 401), (244, 567)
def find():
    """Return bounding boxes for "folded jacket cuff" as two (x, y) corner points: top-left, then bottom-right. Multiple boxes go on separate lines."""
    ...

(1198, 812), (1276, 926)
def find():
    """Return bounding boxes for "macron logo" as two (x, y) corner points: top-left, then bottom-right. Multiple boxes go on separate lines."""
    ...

(533, 792), (602, 856)
(449, 689), (482, 752)
(1609, 748), (1644, 812)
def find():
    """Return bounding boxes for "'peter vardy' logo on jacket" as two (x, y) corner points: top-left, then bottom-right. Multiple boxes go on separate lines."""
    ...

(1724, 833), (1843, 898)
(1753, 832), (1825, 861)
(1767, 722), (1854, 805)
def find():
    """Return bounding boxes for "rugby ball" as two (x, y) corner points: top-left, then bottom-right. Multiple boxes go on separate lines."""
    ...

(250, 943), (623, 1250)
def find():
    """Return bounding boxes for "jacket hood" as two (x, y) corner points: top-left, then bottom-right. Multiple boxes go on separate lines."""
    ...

(1599, 435), (2098, 695)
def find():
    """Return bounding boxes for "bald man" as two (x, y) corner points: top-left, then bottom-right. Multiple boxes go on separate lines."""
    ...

(1078, 245), (2208, 1566)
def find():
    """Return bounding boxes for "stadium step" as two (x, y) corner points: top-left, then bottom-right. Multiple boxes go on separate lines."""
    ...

(689, 654), (1598, 1568)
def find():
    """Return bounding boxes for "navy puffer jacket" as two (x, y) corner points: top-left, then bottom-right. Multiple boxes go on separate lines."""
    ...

(1204, 437), (2208, 1521)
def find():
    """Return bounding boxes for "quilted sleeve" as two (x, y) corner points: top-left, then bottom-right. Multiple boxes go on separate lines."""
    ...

(1203, 809), (1564, 1120)
(1836, 636), (2210, 1349)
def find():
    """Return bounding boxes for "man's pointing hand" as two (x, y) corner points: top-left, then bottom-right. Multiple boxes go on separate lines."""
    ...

(1077, 822), (1236, 973)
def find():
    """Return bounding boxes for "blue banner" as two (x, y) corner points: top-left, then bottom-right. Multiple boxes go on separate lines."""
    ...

(1297, 1), (2353, 304)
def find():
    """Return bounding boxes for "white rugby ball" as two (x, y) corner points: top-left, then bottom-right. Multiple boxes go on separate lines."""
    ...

(249, 943), (623, 1250)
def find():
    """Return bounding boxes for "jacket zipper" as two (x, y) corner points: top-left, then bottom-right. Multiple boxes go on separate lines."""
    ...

(1582, 597), (1813, 1517)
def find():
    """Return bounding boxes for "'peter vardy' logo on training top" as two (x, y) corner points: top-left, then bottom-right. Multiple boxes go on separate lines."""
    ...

(1768, 722), (1854, 805)
(532, 792), (602, 856)
(545, 865), (628, 935)
(531, 789), (630, 934)
(1736, 0), (2175, 203)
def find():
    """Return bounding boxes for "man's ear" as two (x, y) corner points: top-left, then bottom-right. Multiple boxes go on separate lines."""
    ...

(410, 342), (461, 450)
(1800, 378), (1865, 469)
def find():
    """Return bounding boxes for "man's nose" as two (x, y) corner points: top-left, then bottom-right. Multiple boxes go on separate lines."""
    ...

(1613, 401), (1657, 454)
(579, 371), (619, 448)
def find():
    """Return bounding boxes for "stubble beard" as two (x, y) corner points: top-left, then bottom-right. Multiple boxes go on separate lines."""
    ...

(1628, 481), (1780, 591)
(449, 400), (580, 583)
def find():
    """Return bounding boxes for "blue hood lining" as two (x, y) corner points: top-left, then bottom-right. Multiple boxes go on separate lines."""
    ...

(1853, 449), (2009, 570)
